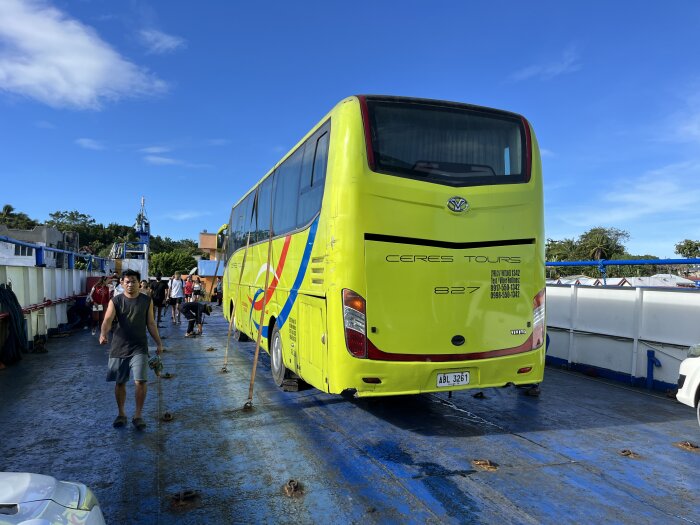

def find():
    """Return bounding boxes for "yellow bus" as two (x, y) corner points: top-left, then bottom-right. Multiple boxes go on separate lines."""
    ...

(221, 95), (545, 397)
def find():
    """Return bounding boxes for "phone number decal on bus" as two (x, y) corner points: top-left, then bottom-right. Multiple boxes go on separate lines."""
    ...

(490, 269), (520, 299)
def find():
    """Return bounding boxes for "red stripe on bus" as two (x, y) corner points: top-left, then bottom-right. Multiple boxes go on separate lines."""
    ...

(252, 235), (292, 310)
(366, 335), (534, 362)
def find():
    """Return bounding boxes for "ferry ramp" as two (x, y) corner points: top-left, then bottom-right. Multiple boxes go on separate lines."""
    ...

(1, 306), (698, 524)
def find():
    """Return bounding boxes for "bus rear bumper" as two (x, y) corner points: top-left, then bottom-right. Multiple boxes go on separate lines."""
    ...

(332, 348), (545, 397)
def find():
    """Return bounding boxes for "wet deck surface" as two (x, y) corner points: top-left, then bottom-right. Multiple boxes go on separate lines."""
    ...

(1, 306), (699, 524)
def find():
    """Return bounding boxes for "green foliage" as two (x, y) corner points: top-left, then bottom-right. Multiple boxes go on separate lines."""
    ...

(46, 210), (96, 230)
(605, 254), (660, 278)
(3, 205), (201, 270)
(150, 250), (197, 277)
(674, 239), (700, 259)
(546, 227), (655, 278)
(545, 238), (577, 261)
(577, 227), (629, 260)
(44, 210), (136, 255)
(150, 235), (202, 257)
(0, 204), (39, 229)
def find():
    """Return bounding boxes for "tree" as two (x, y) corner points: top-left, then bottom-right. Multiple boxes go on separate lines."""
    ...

(150, 235), (203, 257)
(607, 254), (660, 277)
(546, 238), (578, 261)
(0, 204), (39, 230)
(46, 210), (96, 231)
(578, 227), (629, 260)
(1, 204), (13, 221)
(675, 239), (700, 259)
(150, 250), (197, 277)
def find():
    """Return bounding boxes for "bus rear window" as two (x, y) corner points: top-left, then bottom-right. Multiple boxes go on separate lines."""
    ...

(364, 98), (528, 187)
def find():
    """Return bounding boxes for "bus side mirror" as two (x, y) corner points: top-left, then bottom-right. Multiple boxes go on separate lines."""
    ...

(216, 224), (228, 251)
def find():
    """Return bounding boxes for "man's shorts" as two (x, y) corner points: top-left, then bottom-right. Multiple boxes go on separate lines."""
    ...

(169, 297), (183, 305)
(92, 304), (104, 312)
(106, 354), (148, 383)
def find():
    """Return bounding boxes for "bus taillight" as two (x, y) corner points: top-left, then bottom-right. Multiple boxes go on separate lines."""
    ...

(343, 289), (367, 358)
(532, 288), (546, 349)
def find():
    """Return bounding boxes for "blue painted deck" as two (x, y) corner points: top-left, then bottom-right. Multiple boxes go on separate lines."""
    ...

(1, 306), (698, 524)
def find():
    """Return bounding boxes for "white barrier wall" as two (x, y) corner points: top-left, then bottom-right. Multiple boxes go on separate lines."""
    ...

(546, 285), (700, 385)
(0, 264), (102, 342)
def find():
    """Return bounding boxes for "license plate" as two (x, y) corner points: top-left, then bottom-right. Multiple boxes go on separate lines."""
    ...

(436, 371), (470, 388)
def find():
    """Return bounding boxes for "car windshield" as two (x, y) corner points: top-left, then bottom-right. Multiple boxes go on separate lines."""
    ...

(366, 98), (527, 187)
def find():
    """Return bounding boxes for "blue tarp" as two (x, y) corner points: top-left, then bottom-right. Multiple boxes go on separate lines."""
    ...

(197, 260), (224, 277)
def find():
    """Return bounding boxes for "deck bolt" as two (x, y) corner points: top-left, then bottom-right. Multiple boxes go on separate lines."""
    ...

(675, 441), (699, 452)
(283, 479), (303, 498)
(471, 459), (498, 471)
(619, 449), (640, 458)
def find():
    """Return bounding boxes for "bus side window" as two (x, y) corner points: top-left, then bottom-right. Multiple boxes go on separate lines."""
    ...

(273, 147), (303, 236)
(233, 193), (252, 251)
(256, 174), (274, 242)
(297, 131), (329, 227)
(226, 207), (235, 259)
(311, 132), (328, 186)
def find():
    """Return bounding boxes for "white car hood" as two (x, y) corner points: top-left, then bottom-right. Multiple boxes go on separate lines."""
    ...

(0, 472), (80, 508)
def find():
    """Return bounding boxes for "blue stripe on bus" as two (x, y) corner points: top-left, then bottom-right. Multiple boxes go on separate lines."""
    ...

(251, 216), (320, 338)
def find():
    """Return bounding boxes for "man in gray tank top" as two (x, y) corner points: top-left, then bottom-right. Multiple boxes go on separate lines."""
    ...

(100, 269), (163, 430)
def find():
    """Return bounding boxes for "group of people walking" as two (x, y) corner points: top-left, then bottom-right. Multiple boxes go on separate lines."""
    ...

(88, 269), (215, 431)
(89, 272), (211, 330)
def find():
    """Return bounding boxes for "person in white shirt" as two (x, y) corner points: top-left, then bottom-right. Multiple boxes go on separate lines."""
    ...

(168, 272), (185, 323)
(109, 275), (124, 297)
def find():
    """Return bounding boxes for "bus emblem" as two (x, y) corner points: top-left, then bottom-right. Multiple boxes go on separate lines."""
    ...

(447, 196), (469, 213)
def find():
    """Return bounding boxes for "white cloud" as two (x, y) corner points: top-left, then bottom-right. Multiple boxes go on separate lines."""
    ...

(140, 146), (171, 154)
(207, 138), (230, 146)
(144, 155), (213, 169)
(672, 109), (700, 143)
(35, 120), (55, 129)
(511, 47), (581, 82)
(540, 148), (555, 158)
(0, 0), (168, 110)
(562, 163), (700, 226)
(145, 155), (181, 165)
(164, 210), (211, 221)
(139, 29), (186, 55)
(75, 137), (104, 150)
(549, 162), (700, 256)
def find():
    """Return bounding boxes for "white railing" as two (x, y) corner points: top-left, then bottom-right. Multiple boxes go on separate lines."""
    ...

(546, 284), (700, 386)
(0, 264), (101, 342)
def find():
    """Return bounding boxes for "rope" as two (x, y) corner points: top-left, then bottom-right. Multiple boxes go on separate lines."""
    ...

(246, 199), (275, 406)
(222, 230), (252, 372)
(155, 351), (163, 524)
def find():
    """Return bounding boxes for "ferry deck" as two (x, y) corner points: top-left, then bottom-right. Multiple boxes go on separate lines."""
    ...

(1, 306), (698, 524)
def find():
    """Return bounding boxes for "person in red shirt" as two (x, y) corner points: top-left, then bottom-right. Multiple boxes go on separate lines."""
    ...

(184, 275), (194, 302)
(89, 277), (111, 336)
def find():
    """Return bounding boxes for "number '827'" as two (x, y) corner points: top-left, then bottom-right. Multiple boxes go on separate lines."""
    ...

(434, 286), (480, 295)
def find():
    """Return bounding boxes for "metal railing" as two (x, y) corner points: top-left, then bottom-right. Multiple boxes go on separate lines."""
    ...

(546, 258), (700, 285)
(0, 235), (111, 272)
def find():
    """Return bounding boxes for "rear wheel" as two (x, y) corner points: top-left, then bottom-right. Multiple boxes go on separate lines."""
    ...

(270, 326), (289, 387)
(232, 319), (250, 342)
(229, 303), (250, 342)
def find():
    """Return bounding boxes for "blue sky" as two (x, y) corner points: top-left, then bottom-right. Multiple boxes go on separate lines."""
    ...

(1, 0), (699, 258)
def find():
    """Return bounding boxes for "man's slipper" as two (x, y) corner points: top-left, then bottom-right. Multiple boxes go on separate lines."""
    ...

(132, 417), (147, 431)
(113, 415), (127, 428)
